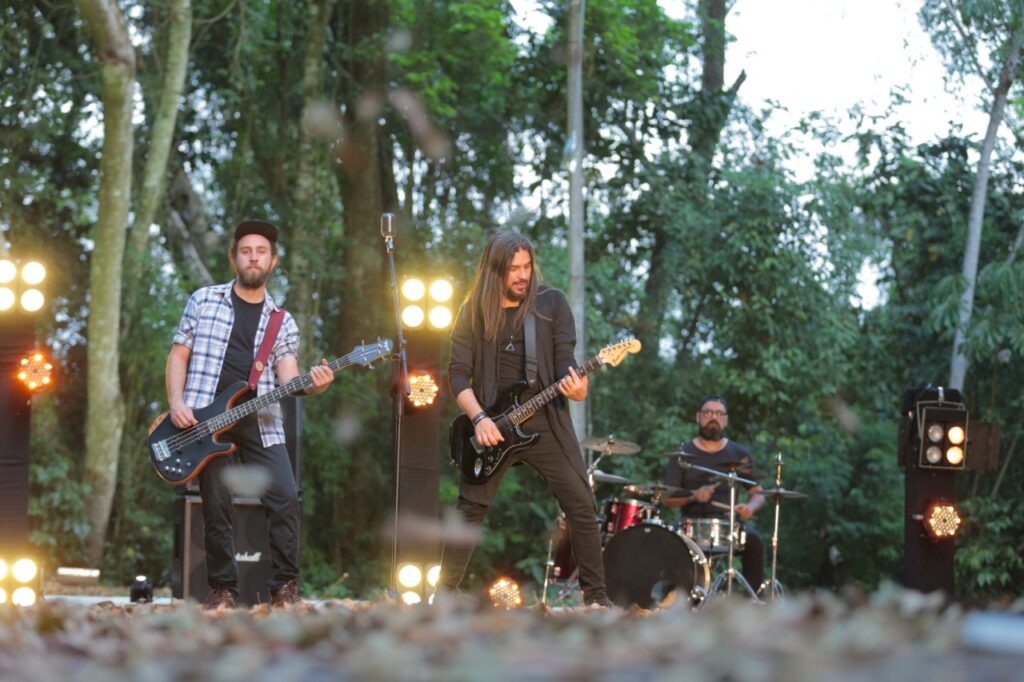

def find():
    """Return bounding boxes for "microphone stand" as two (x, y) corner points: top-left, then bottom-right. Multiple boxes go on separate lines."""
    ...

(769, 452), (783, 601)
(382, 213), (410, 592)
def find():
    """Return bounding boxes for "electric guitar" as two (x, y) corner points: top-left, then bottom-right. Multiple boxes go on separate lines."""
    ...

(450, 338), (641, 485)
(148, 339), (392, 485)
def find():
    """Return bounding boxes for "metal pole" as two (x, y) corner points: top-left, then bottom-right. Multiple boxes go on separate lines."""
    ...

(567, 0), (587, 446)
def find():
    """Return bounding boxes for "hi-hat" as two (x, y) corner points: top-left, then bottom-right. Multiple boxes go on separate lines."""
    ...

(757, 487), (807, 499)
(591, 470), (633, 485)
(581, 436), (641, 455)
(623, 483), (691, 498)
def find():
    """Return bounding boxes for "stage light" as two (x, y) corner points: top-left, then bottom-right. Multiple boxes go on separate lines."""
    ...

(400, 591), (422, 605)
(20, 261), (45, 286)
(0, 588), (6, 604)
(426, 564), (441, 588)
(925, 446), (942, 465)
(0, 287), (13, 311)
(16, 352), (53, 391)
(11, 587), (36, 607)
(428, 306), (452, 330)
(0, 559), (7, 580)
(946, 446), (964, 466)
(20, 289), (44, 312)
(948, 426), (965, 445)
(927, 424), (944, 442)
(408, 373), (439, 408)
(923, 501), (961, 540)
(917, 403), (969, 470)
(398, 563), (423, 589)
(402, 304), (425, 328)
(0, 260), (15, 284)
(429, 279), (453, 303)
(402, 278), (426, 302)
(130, 575), (153, 603)
(487, 577), (523, 609)
(11, 558), (37, 583)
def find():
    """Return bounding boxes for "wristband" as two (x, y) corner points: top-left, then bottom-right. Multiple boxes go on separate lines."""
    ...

(471, 411), (488, 425)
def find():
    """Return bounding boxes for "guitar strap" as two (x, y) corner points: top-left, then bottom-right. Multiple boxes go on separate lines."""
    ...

(248, 308), (285, 391)
(524, 311), (537, 388)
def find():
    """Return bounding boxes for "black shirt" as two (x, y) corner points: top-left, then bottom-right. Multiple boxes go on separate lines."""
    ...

(662, 440), (761, 519)
(496, 308), (526, 396)
(216, 287), (264, 394)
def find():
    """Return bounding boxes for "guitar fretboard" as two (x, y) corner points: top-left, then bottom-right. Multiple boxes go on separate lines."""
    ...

(498, 355), (603, 428)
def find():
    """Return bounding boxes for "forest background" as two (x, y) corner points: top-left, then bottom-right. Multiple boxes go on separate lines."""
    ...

(2, 0), (1023, 598)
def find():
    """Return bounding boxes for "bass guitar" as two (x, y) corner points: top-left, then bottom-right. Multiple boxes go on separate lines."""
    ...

(148, 339), (392, 485)
(450, 338), (641, 485)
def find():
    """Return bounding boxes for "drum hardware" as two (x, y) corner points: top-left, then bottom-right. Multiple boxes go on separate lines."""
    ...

(541, 514), (579, 605)
(591, 470), (633, 485)
(758, 452), (805, 601)
(677, 459), (761, 601)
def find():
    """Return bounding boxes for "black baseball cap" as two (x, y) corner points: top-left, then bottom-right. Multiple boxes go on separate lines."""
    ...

(233, 219), (278, 244)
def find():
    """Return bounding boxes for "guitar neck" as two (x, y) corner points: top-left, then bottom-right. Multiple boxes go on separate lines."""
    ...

(504, 355), (603, 427)
(208, 354), (356, 432)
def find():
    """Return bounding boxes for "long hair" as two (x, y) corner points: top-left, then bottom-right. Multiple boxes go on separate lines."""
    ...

(465, 231), (543, 341)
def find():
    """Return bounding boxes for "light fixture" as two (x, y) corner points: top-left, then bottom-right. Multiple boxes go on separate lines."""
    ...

(918, 403), (969, 470)
(925, 446), (942, 465)
(130, 575), (154, 603)
(0, 588), (6, 604)
(55, 567), (100, 585)
(401, 304), (425, 328)
(408, 373), (439, 408)
(11, 558), (37, 583)
(20, 261), (45, 286)
(1, 557), (41, 607)
(927, 424), (944, 443)
(397, 563), (423, 589)
(923, 501), (962, 540)
(400, 591), (422, 605)
(428, 306), (452, 330)
(16, 351), (54, 391)
(945, 446), (964, 466)
(428, 279), (453, 303)
(401, 278), (426, 302)
(487, 577), (523, 609)
(426, 564), (441, 588)
(948, 426), (965, 445)
(0, 559), (7, 580)
(11, 586), (36, 607)
(0, 287), (14, 311)
(20, 289), (44, 312)
(0, 260), (16, 284)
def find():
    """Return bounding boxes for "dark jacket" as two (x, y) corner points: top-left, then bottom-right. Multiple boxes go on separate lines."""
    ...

(448, 285), (588, 490)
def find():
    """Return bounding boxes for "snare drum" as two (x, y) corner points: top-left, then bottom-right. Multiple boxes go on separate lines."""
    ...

(679, 517), (746, 554)
(602, 498), (651, 536)
(603, 523), (710, 609)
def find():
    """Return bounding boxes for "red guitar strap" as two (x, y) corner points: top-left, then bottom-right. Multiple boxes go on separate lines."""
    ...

(248, 308), (284, 391)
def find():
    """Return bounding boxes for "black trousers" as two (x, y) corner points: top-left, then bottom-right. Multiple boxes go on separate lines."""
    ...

(440, 416), (608, 604)
(198, 414), (300, 593)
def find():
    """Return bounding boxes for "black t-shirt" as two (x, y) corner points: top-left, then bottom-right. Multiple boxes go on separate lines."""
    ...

(496, 308), (526, 396)
(216, 287), (264, 394)
(662, 440), (761, 519)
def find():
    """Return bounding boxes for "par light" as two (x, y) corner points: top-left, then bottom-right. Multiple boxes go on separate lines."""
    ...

(925, 446), (942, 465)
(16, 352), (53, 391)
(397, 563), (423, 589)
(130, 575), (153, 603)
(923, 501), (962, 540)
(20, 289), (44, 312)
(11, 587), (36, 607)
(0, 287), (13, 311)
(428, 305), (452, 330)
(21, 261), (45, 285)
(426, 564), (441, 588)
(927, 424), (944, 443)
(401, 278), (426, 302)
(400, 591), (422, 605)
(948, 426), (965, 445)
(917, 403), (969, 470)
(401, 304), (425, 328)
(408, 373), (439, 408)
(946, 446), (964, 466)
(11, 558), (37, 583)
(428, 279), (453, 303)
(0, 259), (15, 284)
(487, 577), (523, 609)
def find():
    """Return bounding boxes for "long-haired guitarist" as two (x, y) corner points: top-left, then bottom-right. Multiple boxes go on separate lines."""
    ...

(441, 231), (611, 607)
(165, 220), (334, 610)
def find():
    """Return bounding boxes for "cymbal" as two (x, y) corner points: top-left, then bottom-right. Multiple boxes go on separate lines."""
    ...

(623, 483), (691, 498)
(656, 450), (699, 459)
(591, 470), (632, 485)
(581, 436), (641, 455)
(756, 487), (807, 499)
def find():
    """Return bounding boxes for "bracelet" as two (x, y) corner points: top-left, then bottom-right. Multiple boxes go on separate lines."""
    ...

(471, 411), (488, 425)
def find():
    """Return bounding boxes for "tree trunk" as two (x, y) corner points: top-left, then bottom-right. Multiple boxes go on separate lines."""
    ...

(74, 0), (136, 565)
(948, 24), (1024, 390)
(290, 0), (339, 366)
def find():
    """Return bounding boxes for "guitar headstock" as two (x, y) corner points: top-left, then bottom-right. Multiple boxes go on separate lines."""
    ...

(351, 338), (393, 366)
(597, 338), (642, 367)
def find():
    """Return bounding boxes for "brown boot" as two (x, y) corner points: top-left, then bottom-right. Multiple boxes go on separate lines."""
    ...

(271, 579), (300, 608)
(202, 586), (236, 611)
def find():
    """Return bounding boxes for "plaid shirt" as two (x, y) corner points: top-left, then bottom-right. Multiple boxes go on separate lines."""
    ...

(171, 280), (300, 447)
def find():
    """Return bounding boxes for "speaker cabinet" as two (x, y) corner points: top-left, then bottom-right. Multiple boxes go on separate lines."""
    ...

(172, 495), (273, 606)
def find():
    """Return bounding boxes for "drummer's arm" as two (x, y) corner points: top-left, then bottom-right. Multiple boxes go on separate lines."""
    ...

(662, 496), (692, 508)
(740, 485), (766, 515)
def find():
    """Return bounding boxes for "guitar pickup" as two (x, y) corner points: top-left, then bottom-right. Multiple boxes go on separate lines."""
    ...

(469, 436), (484, 455)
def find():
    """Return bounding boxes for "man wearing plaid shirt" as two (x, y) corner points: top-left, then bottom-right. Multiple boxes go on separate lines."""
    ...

(166, 219), (334, 610)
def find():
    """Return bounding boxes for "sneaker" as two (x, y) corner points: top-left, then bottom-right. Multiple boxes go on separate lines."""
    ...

(270, 579), (300, 608)
(202, 586), (236, 611)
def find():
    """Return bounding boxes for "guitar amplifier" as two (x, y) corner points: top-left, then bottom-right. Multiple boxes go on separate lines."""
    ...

(183, 395), (303, 494)
(171, 495), (274, 606)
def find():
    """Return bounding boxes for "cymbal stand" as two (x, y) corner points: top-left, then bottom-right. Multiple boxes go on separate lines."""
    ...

(767, 452), (783, 601)
(681, 461), (760, 601)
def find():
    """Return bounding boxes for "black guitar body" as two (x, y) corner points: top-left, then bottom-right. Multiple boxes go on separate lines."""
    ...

(451, 382), (540, 485)
(148, 381), (251, 485)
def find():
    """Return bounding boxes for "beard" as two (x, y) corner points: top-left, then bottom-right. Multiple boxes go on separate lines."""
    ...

(237, 266), (270, 289)
(699, 422), (724, 441)
(505, 281), (528, 302)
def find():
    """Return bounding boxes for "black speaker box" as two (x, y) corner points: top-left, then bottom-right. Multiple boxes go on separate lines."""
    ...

(171, 495), (273, 606)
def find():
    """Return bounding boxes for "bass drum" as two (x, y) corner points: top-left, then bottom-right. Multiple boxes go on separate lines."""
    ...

(603, 523), (710, 610)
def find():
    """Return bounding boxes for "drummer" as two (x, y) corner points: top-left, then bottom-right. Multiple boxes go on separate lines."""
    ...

(661, 395), (767, 593)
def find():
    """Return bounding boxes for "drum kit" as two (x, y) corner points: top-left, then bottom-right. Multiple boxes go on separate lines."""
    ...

(542, 436), (807, 610)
